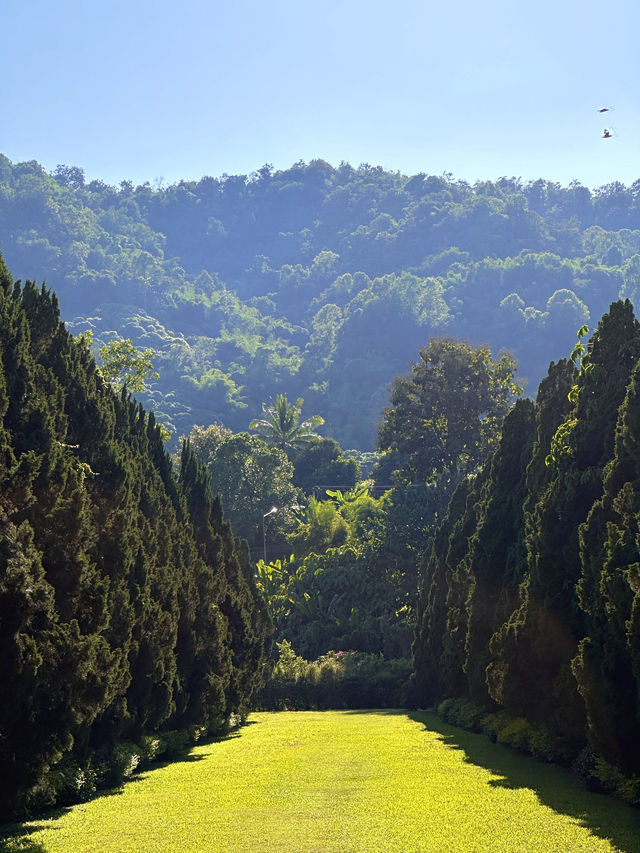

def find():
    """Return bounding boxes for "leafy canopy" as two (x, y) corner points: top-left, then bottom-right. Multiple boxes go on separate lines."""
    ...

(99, 337), (159, 393)
(378, 338), (522, 482)
(249, 394), (324, 456)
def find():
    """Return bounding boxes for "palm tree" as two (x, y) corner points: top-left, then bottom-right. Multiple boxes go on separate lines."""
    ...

(249, 394), (324, 456)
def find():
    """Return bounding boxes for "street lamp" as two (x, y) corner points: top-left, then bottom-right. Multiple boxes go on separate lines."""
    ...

(262, 506), (278, 563)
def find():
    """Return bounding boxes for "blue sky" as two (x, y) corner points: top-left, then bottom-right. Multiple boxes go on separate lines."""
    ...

(3, 0), (638, 189)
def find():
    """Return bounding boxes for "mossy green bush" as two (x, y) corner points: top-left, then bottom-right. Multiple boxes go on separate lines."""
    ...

(436, 698), (484, 731)
(156, 731), (191, 761)
(94, 742), (142, 789)
(496, 717), (531, 751)
(23, 757), (99, 816)
(480, 710), (511, 743)
(618, 776), (640, 806)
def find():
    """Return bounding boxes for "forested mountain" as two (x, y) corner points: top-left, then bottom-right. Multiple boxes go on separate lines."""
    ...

(0, 254), (271, 818)
(413, 300), (640, 794)
(1, 155), (639, 449)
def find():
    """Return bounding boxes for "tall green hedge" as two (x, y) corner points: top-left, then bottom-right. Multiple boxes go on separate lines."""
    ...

(0, 254), (271, 818)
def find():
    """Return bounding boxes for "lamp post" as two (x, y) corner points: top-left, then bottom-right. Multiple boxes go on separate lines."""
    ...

(262, 506), (278, 563)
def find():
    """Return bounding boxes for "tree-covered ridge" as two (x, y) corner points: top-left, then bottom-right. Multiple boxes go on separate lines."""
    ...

(0, 254), (270, 819)
(412, 300), (640, 793)
(1, 155), (639, 448)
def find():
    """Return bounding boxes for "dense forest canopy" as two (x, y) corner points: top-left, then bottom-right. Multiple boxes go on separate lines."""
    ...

(1, 154), (639, 449)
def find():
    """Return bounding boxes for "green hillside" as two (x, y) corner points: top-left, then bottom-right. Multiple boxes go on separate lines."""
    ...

(1, 156), (638, 448)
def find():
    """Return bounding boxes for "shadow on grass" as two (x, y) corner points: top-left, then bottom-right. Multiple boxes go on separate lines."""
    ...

(408, 709), (640, 853)
(0, 821), (53, 853)
(0, 802), (81, 853)
(0, 721), (257, 850)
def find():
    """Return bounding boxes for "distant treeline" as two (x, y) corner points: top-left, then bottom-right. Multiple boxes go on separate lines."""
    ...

(0, 254), (271, 819)
(413, 300), (640, 798)
(0, 155), (639, 448)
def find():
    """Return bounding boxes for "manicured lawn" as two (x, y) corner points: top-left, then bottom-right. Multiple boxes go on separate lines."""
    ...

(2, 710), (640, 852)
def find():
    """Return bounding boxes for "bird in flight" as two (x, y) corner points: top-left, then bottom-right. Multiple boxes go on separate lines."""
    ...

(597, 107), (614, 113)
(602, 128), (614, 138)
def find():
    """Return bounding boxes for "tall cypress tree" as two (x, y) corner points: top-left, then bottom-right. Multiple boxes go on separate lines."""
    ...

(413, 478), (475, 705)
(464, 398), (536, 706)
(492, 303), (640, 749)
(439, 467), (489, 699)
(487, 359), (575, 714)
(177, 441), (231, 728)
(0, 253), (271, 815)
(573, 357), (640, 774)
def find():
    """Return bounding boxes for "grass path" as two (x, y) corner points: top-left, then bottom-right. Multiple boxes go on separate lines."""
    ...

(2, 710), (640, 852)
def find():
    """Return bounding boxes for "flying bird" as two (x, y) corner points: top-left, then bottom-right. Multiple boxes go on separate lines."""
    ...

(597, 107), (614, 113)
(602, 128), (614, 138)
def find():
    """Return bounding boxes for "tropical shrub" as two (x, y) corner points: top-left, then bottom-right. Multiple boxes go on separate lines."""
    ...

(256, 643), (412, 710)
(436, 698), (485, 732)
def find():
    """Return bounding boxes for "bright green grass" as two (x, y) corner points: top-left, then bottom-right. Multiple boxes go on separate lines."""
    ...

(2, 710), (640, 853)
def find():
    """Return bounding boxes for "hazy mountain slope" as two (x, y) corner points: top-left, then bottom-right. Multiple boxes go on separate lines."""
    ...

(1, 155), (638, 448)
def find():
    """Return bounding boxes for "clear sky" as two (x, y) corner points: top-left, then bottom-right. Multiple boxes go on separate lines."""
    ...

(3, 0), (638, 189)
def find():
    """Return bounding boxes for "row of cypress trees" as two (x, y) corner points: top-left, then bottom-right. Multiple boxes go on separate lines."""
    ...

(413, 299), (640, 779)
(0, 254), (271, 818)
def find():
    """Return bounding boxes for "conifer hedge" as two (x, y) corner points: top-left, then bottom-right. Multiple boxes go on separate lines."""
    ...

(0, 254), (271, 818)
(413, 300), (640, 794)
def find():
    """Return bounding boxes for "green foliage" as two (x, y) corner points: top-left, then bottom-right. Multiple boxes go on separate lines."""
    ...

(464, 398), (536, 707)
(255, 555), (296, 620)
(437, 698), (485, 731)
(292, 436), (359, 494)
(496, 718), (535, 752)
(572, 347), (640, 776)
(255, 473), (428, 662)
(414, 299), (640, 787)
(188, 428), (298, 548)
(545, 324), (588, 466)
(1, 156), (637, 452)
(249, 393), (324, 457)
(437, 702), (559, 764)
(185, 422), (233, 464)
(93, 742), (142, 789)
(0, 256), (270, 819)
(257, 642), (413, 710)
(98, 336), (159, 393)
(378, 338), (522, 483)
(286, 496), (349, 557)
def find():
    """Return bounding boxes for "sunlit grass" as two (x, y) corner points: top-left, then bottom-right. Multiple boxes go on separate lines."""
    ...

(2, 710), (639, 852)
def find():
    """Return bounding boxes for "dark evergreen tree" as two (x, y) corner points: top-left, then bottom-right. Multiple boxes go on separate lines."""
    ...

(573, 358), (640, 775)
(0, 253), (270, 817)
(439, 467), (489, 700)
(491, 303), (640, 753)
(463, 398), (536, 706)
(487, 359), (576, 714)
(412, 479), (474, 705)
(292, 437), (359, 495)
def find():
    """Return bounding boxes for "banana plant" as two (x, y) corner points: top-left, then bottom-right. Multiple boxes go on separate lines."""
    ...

(255, 554), (295, 619)
(325, 482), (370, 505)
